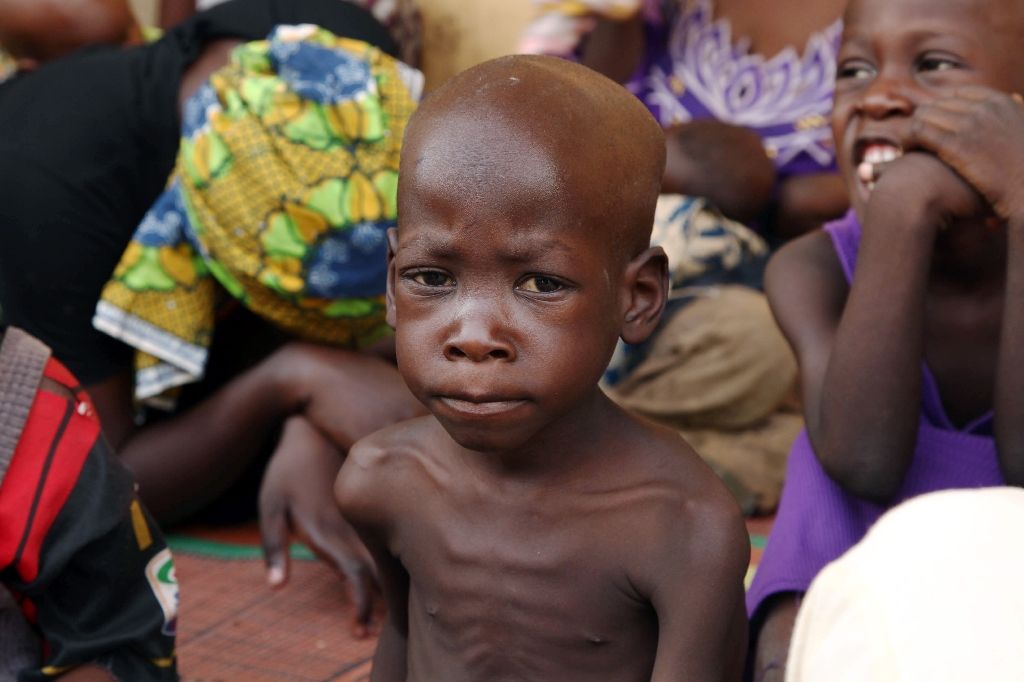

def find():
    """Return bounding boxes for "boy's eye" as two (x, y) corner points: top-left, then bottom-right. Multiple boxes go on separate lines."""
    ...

(409, 270), (454, 287)
(517, 275), (563, 293)
(837, 59), (875, 81)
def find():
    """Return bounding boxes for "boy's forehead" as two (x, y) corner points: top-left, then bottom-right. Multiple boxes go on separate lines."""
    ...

(400, 111), (635, 261)
(396, 206), (621, 274)
(399, 55), (665, 256)
(404, 110), (569, 204)
(403, 55), (661, 185)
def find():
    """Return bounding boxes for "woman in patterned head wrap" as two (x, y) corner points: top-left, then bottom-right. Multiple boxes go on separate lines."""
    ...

(0, 0), (423, 624)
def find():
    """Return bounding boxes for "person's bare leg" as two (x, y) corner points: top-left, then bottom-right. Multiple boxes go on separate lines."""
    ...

(751, 592), (800, 682)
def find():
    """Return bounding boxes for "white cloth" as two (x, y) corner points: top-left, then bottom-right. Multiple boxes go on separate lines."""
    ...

(787, 487), (1024, 682)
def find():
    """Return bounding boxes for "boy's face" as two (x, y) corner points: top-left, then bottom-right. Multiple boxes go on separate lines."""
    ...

(388, 131), (627, 453)
(832, 0), (1024, 217)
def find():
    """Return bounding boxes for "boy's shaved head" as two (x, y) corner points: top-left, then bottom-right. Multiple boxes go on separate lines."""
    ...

(0, 0), (141, 65)
(400, 55), (666, 259)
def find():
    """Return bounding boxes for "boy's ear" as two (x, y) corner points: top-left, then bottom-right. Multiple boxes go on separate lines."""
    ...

(385, 227), (399, 329)
(620, 246), (669, 345)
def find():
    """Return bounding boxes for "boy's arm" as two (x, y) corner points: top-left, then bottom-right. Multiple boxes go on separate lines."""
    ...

(641, 484), (749, 682)
(335, 438), (411, 682)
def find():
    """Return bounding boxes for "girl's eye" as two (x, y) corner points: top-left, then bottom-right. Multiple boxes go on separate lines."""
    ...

(837, 59), (875, 81)
(518, 276), (563, 293)
(410, 271), (454, 287)
(918, 55), (960, 72)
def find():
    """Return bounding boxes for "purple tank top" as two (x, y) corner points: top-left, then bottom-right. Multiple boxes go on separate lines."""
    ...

(746, 210), (1003, 619)
(627, 0), (841, 179)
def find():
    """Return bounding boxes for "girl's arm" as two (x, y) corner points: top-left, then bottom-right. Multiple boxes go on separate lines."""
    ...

(995, 218), (1024, 483)
(767, 153), (972, 502)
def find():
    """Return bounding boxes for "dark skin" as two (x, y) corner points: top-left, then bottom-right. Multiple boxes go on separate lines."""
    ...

(0, 0), (143, 70)
(159, 0), (197, 29)
(580, 0), (849, 237)
(89, 342), (421, 626)
(755, 0), (1024, 676)
(82, 37), (424, 624)
(336, 56), (749, 681)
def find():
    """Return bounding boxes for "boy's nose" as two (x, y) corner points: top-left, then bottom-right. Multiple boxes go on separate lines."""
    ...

(857, 78), (915, 119)
(443, 315), (516, 363)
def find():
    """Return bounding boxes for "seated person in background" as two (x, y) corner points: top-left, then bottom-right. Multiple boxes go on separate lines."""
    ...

(336, 55), (749, 681)
(788, 488), (1024, 682)
(0, 327), (177, 682)
(0, 0), (424, 624)
(0, 0), (143, 79)
(520, 0), (851, 515)
(747, 0), (1024, 675)
(521, 0), (849, 237)
(158, 0), (423, 68)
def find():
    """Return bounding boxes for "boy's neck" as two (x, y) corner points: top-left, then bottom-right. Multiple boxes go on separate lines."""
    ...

(452, 388), (625, 487)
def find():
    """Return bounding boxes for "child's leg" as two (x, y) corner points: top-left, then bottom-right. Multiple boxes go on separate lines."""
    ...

(750, 592), (801, 682)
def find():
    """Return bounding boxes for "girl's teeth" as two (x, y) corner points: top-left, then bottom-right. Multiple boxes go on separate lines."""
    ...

(858, 161), (874, 183)
(862, 145), (902, 165)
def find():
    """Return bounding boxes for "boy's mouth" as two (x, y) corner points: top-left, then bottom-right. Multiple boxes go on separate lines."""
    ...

(436, 395), (528, 419)
(854, 140), (903, 195)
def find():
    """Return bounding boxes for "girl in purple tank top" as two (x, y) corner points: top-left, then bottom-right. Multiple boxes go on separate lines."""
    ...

(750, 0), (1024, 675)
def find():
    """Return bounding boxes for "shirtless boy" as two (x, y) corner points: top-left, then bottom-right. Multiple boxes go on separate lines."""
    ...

(335, 55), (749, 681)
(748, 0), (1024, 675)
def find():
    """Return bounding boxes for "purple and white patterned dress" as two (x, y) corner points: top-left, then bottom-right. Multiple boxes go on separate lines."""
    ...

(626, 0), (840, 179)
(520, 0), (841, 179)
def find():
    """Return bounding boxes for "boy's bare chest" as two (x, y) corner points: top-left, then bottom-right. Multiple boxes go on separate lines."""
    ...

(394, 493), (658, 680)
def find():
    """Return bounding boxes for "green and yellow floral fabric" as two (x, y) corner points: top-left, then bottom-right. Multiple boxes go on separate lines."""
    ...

(94, 25), (422, 402)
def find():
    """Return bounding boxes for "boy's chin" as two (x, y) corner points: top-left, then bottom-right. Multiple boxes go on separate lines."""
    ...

(438, 419), (537, 455)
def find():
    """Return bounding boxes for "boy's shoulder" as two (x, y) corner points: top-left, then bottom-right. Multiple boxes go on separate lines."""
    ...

(610, 407), (720, 486)
(335, 415), (451, 523)
(609, 413), (749, 590)
(610, 410), (744, 538)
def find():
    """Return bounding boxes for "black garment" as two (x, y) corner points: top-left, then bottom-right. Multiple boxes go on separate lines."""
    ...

(0, 0), (396, 385)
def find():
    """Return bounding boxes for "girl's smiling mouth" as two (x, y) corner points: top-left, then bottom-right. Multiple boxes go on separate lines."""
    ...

(854, 139), (904, 197)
